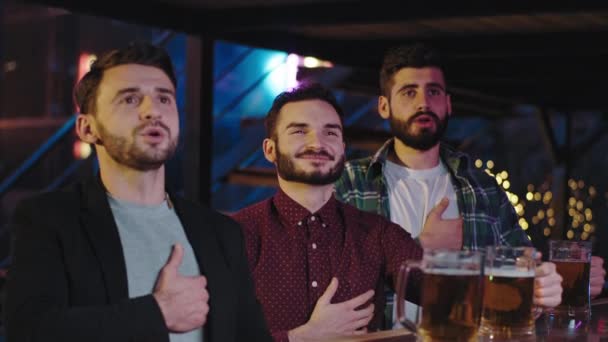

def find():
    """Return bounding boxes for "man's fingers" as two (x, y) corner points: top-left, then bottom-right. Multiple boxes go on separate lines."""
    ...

(164, 243), (184, 271)
(428, 197), (450, 218)
(318, 277), (339, 305)
(351, 303), (374, 321)
(344, 314), (374, 332)
(534, 294), (561, 308)
(343, 289), (375, 310)
(445, 217), (463, 227)
(535, 262), (556, 277)
(592, 256), (604, 267)
(535, 282), (563, 299)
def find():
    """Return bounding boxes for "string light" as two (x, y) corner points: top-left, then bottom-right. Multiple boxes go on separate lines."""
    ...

(474, 160), (598, 243)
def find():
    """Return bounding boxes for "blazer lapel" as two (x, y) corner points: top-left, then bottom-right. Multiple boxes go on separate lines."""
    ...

(172, 196), (236, 342)
(80, 176), (129, 303)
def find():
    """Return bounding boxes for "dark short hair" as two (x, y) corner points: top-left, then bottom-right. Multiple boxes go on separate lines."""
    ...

(73, 42), (177, 114)
(379, 43), (445, 97)
(264, 82), (344, 139)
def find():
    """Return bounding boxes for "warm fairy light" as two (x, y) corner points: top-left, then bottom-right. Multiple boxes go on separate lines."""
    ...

(548, 218), (556, 227)
(589, 186), (597, 197)
(568, 197), (577, 207)
(475, 159), (483, 168)
(584, 223), (592, 232)
(544, 227), (551, 236)
(486, 160), (494, 169)
(532, 216), (540, 225)
(547, 208), (554, 217)
(538, 210), (545, 219)
(527, 184), (534, 192)
(578, 180), (585, 189)
(526, 192), (534, 201)
(496, 175), (503, 184)
(567, 230), (574, 239)
(502, 181), (511, 190)
(534, 192), (541, 201)
(500, 171), (509, 179)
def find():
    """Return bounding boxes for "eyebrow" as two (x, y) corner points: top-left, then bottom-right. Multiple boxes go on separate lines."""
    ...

(284, 122), (309, 130)
(111, 87), (176, 103)
(325, 123), (343, 131)
(396, 82), (446, 94)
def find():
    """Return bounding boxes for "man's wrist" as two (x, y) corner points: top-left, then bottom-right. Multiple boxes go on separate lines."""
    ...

(288, 323), (313, 342)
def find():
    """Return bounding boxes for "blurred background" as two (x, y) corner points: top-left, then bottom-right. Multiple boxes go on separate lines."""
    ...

(1, 0), (608, 337)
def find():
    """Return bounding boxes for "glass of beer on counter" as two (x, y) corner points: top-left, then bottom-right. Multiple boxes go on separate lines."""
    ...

(396, 250), (483, 342)
(547, 240), (591, 333)
(479, 246), (539, 339)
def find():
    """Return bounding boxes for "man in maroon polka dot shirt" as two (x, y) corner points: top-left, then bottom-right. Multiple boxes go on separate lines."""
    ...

(232, 83), (424, 342)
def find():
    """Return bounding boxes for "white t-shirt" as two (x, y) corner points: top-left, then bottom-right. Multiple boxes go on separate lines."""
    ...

(383, 159), (460, 238)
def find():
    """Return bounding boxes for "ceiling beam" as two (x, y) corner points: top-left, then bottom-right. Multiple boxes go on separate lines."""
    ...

(25, 0), (608, 35)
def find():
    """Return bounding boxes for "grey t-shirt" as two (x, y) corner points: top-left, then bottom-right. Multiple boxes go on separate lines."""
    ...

(108, 194), (203, 342)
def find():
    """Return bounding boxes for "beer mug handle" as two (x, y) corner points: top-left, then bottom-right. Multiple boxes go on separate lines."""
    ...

(532, 251), (543, 320)
(395, 261), (421, 333)
(532, 306), (543, 319)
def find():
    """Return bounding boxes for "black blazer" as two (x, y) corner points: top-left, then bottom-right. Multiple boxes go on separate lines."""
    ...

(3, 176), (271, 342)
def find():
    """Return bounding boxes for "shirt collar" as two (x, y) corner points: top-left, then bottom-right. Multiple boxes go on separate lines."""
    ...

(272, 188), (340, 229)
(367, 138), (470, 179)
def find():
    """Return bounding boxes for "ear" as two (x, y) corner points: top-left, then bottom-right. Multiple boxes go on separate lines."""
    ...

(378, 95), (390, 120)
(446, 93), (453, 117)
(75, 114), (101, 145)
(262, 138), (277, 164)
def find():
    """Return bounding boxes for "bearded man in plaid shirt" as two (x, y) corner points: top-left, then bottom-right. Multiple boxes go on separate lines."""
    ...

(334, 44), (573, 327)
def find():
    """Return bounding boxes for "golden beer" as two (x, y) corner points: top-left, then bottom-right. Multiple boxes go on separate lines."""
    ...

(419, 269), (482, 341)
(480, 269), (535, 337)
(554, 260), (591, 312)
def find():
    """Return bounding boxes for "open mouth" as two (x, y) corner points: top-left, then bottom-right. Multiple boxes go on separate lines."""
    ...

(297, 153), (333, 161)
(414, 115), (433, 124)
(139, 126), (169, 144)
(141, 127), (166, 137)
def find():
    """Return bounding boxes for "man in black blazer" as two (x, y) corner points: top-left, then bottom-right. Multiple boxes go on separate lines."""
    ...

(4, 43), (271, 342)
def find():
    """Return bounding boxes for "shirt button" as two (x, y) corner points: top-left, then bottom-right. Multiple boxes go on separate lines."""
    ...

(312, 281), (318, 288)
(310, 216), (316, 222)
(297, 221), (302, 226)
(322, 223), (326, 228)
(312, 243), (317, 249)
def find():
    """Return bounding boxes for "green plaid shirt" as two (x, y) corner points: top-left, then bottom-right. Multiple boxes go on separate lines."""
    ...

(335, 138), (531, 250)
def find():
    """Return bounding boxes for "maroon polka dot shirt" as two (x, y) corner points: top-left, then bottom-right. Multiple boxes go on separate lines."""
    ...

(232, 189), (423, 341)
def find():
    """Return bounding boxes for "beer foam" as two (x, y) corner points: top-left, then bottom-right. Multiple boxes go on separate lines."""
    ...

(485, 268), (535, 277)
(552, 259), (589, 263)
(425, 268), (480, 276)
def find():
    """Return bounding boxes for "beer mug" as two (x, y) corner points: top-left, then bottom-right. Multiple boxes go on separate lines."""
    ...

(396, 250), (483, 341)
(479, 246), (540, 339)
(547, 240), (591, 333)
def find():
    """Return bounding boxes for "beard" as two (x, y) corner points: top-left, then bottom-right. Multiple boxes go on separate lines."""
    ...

(96, 120), (177, 171)
(389, 109), (449, 151)
(275, 143), (345, 185)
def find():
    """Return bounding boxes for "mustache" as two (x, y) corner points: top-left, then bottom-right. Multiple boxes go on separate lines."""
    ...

(295, 149), (335, 161)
